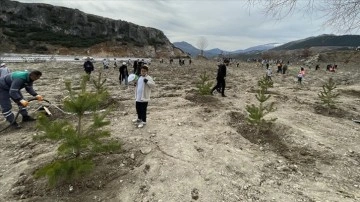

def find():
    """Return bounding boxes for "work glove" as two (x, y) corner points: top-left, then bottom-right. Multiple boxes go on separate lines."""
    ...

(144, 78), (148, 83)
(19, 100), (29, 107)
(36, 95), (44, 101)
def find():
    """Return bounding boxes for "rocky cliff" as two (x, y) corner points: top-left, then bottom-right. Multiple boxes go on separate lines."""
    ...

(0, 0), (186, 58)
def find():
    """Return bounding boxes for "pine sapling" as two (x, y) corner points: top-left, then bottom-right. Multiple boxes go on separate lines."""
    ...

(34, 75), (121, 187)
(318, 78), (341, 114)
(246, 88), (277, 134)
(196, 71), (214, 95)
(92, 71), (108, 96)
(257, 76), (273, 93)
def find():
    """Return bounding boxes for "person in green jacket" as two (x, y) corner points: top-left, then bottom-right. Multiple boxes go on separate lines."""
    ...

(0, 70), (43, 129)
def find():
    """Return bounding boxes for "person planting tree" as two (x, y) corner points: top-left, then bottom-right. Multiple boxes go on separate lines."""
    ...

(0, 70), (43, 129)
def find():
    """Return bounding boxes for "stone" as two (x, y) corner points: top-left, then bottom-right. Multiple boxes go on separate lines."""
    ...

(140, 147), (152, 154)
(191, 188), (199, 200)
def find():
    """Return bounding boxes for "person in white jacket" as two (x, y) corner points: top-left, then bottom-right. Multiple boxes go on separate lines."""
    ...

(266, 67), (272, 81)
(132, 65), (156, 128)
(0, 63), (11, 78)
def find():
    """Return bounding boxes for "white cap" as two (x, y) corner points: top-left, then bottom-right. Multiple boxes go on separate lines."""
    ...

(0, 63), (5, 67)
(122, 62), (126, 65)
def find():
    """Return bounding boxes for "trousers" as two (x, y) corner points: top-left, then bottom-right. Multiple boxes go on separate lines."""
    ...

(136, 101), (148, 122)
(0, 88), (28, 123)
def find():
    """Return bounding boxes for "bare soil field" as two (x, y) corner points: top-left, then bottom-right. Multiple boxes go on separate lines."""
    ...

(0, 58), (359, 202)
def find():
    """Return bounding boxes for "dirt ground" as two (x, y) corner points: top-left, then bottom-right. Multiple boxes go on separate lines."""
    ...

(0, 58), (359, 202)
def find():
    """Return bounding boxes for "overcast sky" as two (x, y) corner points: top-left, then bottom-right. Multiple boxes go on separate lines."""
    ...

(16, 0), (360, 51)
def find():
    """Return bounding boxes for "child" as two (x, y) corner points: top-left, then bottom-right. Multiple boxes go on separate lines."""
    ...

(297, 67), (305, 84)
(132, 65), (156, 128)
(113, 58), (118, 70)
(266, 67), (272, 80)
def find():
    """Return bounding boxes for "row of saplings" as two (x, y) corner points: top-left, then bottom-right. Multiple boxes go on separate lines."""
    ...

(196, 72), (341, 134)
(27, 72), (339, 190)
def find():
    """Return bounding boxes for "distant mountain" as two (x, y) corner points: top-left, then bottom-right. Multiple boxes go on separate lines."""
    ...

(272, 34), (360, 50)
(243, 43), (282, 52)
(172, 42), (200, 56)
(175, 34), (360, 59)
(204, 48), (224, 57)
(173, 42), (280, 58)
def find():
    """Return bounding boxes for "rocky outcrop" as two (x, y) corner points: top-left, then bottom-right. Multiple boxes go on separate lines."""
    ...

(0, 0), (186, 58)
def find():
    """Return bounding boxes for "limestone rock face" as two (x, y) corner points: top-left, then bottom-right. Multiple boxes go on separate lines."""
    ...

(0, 0), (187, 58)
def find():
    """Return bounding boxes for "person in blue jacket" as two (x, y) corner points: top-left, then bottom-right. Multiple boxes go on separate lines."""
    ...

(0, 70), (43, 129)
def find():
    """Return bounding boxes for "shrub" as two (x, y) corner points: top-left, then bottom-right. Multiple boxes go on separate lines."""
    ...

(257, 76), (273, 93)
(34, 75), (121, 187)
(246, 87), (276, 134)
(92, 71), (108, 94)
(318, 78), (341, 114)
(196, 71), (213, 95)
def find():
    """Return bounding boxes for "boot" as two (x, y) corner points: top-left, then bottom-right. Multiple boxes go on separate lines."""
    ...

(22, 115), (36, 122)
(11, 122), (22, 129)
(210, 87), (216, 95)
(221, 94), (227, 97)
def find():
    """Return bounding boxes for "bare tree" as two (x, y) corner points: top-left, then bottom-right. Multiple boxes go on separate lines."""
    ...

(301, 47), (312, 58)
(322, 0), (360, 32)
(247, 0), (360, 33)
(197, 36), (208, 56)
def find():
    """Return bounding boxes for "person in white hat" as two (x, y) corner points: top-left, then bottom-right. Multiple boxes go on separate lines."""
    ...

(119, 62), (129, 85)
(0, 63), (11, 78)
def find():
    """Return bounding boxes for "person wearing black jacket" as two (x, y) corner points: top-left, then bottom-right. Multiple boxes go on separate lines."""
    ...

(119, 62), (129, 85)
(133, 59), (139, 74)
(135, 59), (144, 76)
(83, 57), (94, 75)
(210, 59), (229, 97)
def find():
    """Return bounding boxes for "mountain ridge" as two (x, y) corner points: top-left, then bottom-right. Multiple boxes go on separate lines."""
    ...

(272, 34), (360, 50)
(174, 34), (360, 58)
(173, 41), (281, 58)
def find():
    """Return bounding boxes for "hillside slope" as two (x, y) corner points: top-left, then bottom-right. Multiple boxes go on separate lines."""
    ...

(272, 34), (360, 50)
(0, 0), (185, 58)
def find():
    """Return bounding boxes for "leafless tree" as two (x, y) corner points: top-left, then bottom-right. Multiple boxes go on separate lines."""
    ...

(247, 0), (360, 33)
(197, 36), (208, 56)
(302, 48), (312, 58)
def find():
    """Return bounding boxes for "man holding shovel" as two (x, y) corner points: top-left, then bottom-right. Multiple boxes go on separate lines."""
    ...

(0, 70), (43, 129)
